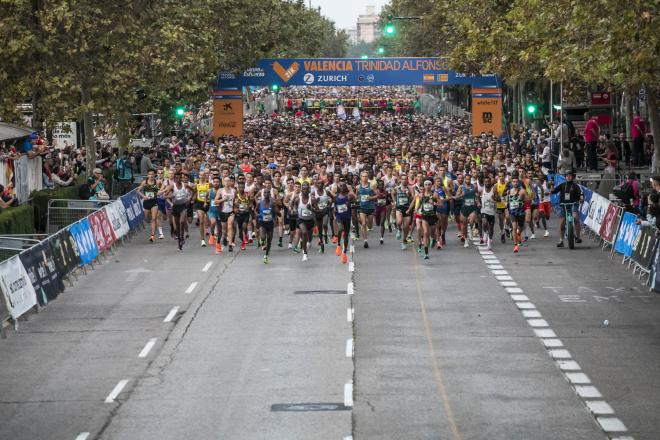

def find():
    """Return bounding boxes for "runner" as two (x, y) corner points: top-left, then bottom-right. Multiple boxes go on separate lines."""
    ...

(507, 173), (527, 253)
(392, 174), (413, 250)
(216, 176), (236, 253)
(333, 180), (355, 264)
(357, 171), (376, 248)
(480, 176), (496, 250)
(411, 179), (440, 260)
(257, 182), (278, 264)
(195, 171), (210, 247)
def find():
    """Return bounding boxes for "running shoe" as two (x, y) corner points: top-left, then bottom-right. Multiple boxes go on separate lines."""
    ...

(292, 246), (301, 253)
(576, 237), (582, 243)
(396, 229), (402, 240)
(530, 234), (536, 240)
(524, 235), (529, 242)
(263, 255), (269, 264)
(341, 252), (348, 264)
(278, 238), (283, 247)
(513, 244), (519, 253)
(288, 243), (293, 249)
(215, 243), (222, 254)
(379, 237), (384, 245)
(149, 235), (154, 242)
(318, 245), (325, 254)
(241, 241), (246, 251)
(401, 243), (407, 250)
(201, 240), (206, 247)
(464, 241), (469, 248)
(336, 245), (341, 256)
(158, 233), (164, 240)
(302, 253), (308, 262)
(209, 235), (215, 245)
(436, 241), (442, 250)
(556, 241), (564, 248)
(417, 245), (422, 253)
(228, 244), (234, 252)
(364, 241), (369, 249)
(424, 254), (429, 260)
(544, 230), (550, 238)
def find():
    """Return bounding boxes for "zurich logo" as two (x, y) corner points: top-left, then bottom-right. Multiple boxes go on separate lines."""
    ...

(303, 73), (315, 84)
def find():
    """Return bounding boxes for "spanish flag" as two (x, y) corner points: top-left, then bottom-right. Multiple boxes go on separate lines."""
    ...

(423, 74), (434, 82)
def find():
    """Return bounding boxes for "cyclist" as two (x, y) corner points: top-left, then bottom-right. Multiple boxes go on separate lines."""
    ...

(552, 170), (583, 248)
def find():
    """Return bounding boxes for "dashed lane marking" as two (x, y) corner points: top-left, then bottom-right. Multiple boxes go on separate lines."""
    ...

(346, 339), (354, 358)
(347, 308), (354, 322)
(344, 382), (353, 408)
(138, 338), (157, 358)
(347, 282), (354, 295)
(586, 401), (614, 415)
(75, 433), (90, 440)
(597, 417), (627, 432)
(202, 262), (213, 272)
(104, 379), (129, 403)
(349, 262), (355, 272)
(185, 282), (198, 294)
(163, 306), (180, 323)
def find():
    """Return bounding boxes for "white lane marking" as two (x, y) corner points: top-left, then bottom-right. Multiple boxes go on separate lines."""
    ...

(163, 306), (180, 323)
(343, 437), (354, 440)
(574, 385), (602, 398)
(349, 262), (355, 272)
(500, 281), (518, 286)
(516, 302), (536, 310)
(557, 360), (581, 371)
(185, 282), (198, 294)
(481, 255), (497, 260)
(202, 262), (213, 272)
(610, 437), (635, 440)
(487, 265), (504, 270)
(75, 433), (90, 440)
(566, 372), (591, 384)
(347, 282), (354, 295)
(510, 295), (529, 301)
(344, 382), (353, 407)
(347, 308), (354, 322)
(495, 275), (513, 281)
(548, 349), (572, 359)
(522, 310), (542, 318)
(586, 401), (614, 415)
(542, 339), (564, 348)
(138, 338), (157, 358)
(534, 329), (556, 338)
(506, 287), (524, 293)
(479, 250), (494, 255)
(104, 379), (129, 403)
(346, 339), (354, 358)
(596, 417), (627, 432)
(491, 270), (509, 275)
(350, 245), (355, 253)
(527, 319), (549, 327)
(486, 259), (501, 264)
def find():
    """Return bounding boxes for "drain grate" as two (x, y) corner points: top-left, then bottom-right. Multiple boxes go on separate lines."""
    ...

(271, 403), (351, 412)
(293, 289), (345, 295)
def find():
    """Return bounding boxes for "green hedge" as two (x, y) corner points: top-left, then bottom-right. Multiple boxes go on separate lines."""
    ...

(0, 204), (36, 234)
(30, 184), (83, 232)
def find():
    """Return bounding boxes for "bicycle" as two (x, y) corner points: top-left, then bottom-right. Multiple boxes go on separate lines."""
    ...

(559, 202), (580, 249)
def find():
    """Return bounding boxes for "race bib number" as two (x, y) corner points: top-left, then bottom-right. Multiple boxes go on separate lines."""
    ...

(397, 196), (409, 205)
(211, 200), (219, 207)
(564, 193), (570, 201)
(301, 208), (312, 217)
(239, 202), (248, 212)
(319, 201), (328, 209)
(262, 211), (272, 222)
(145, 191), (155, 199)
(464, 198), (475, 206)
(198, 191), (207, 199)
(377, 198), (387, 206)
(336, 204), (348, 213)
(423, 202), (434, 212)
(360, 194), (370, 202)
(225, 200), (233, 209)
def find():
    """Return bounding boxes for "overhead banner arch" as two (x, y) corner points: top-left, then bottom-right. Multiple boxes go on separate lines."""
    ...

(213, 58), (502, 138)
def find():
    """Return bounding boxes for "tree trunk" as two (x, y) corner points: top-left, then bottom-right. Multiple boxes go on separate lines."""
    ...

(117, 111), (131, 155)
(623, 90), (633, 140)
(646, 86), (660, 173)
(81, 83), (95, 178)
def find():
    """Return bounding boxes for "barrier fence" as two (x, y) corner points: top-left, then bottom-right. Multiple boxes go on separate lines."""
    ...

(0, 189), (145, 338)
(47, 199), (113, 234)
(552, 174), (660, 289)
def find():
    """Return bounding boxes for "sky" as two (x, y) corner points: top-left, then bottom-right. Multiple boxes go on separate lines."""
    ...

(310, 0), (390, 30)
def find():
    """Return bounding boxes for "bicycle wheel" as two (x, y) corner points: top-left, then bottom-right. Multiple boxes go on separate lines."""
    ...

(567, 220), (575, 249)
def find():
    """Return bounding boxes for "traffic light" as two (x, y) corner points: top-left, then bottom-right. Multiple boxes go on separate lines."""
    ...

(526, 104), (537, 114)
(175, 106), (185, 118)
(377, 47), (385, 54)
(271, 84), (280, 93)
(384, 22), (396, 36)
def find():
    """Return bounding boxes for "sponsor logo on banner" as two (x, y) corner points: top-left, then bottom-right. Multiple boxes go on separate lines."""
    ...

(585, 193), (609, 232)
(631, 227), (659, 270)
(598, 204), (621, 243)
(423, 74), (435, 82)
(0, 256), (37, 319)
(579, 187), (593, 224)
(303, 73), (314, 84)
(48, 229), (81, 277)
(105, 202), (130, 239)
(89, 209), (116, 252)
(272, 61), (300, 82)
(68, 218), (99, 265)
(19, 242), (64, 305)
(120, 191), (145, 230)
(614, 212), (641, 257)
(437, 73), (448, 82)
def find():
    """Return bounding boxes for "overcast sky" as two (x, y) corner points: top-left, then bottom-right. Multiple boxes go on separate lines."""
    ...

(310, 0), (390, 30)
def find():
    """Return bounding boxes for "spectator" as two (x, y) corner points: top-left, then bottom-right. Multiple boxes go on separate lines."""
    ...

(583, 112), (599, 170)
(51, 165), (75, 187)
(557, 148), (576, 175)
(114, 150), (135, 196)
(602, 143), (617, 174)
(140, 149), (158, 174)
(614, 133), (631, 166)
(0, 184), (17, 208)
(631, 111), (646, 166)
(88, 168), (109, 200)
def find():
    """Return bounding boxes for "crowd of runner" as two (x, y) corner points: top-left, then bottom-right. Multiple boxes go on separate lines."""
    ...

(137, 92), (584, 263)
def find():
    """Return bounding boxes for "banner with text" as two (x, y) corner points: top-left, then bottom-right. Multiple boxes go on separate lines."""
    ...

(213, 90), (244, 139)
(48, 229), (81, 278)
(0, 255), (37, 320)
(614, 212), (641, 257)
(104, 202), (130, 239)
(216, 58), (500, 89)
(471, 88), (503, 137)
(89, 209), (116, 252)
(120, 191), (145, 230)
(631, 227), (658, 270)
(68, 218), (99, 266)
(19, 242), (64, 305)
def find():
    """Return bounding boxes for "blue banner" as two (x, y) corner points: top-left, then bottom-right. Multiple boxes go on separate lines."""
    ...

(614, 212), (641, 257)
(121, 191), (145, 230)
(579, 187), (593, 225)
(68, 218), (99, 266)
(216, 58), (501, 89)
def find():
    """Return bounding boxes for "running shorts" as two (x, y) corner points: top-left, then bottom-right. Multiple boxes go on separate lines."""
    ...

(143, 199), (157, 210)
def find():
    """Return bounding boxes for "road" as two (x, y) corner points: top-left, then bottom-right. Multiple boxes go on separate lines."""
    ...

(0, 222), (659, 440)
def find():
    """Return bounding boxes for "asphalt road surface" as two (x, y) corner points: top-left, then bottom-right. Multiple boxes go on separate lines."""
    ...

(1, 222), (658, 440)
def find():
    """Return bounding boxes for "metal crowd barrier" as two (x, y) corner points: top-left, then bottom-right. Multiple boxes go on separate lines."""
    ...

(1, 189), (144, 338)
(46, 199), (112, 234)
